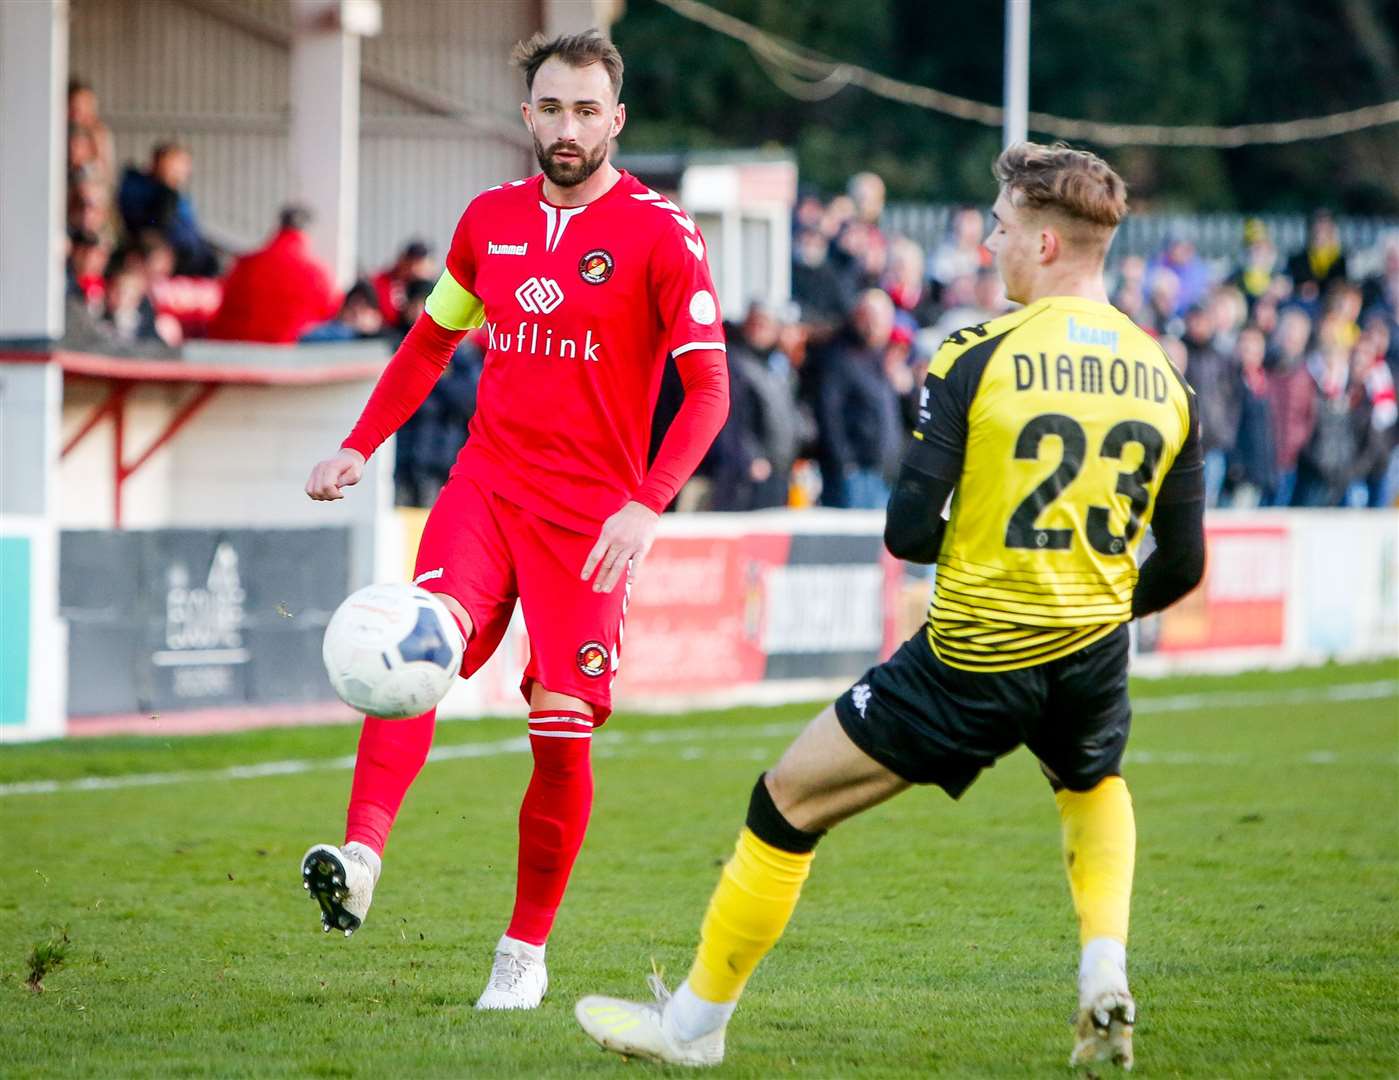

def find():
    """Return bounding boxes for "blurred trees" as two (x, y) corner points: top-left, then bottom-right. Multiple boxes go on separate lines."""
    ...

(612, 0), (1399, 212)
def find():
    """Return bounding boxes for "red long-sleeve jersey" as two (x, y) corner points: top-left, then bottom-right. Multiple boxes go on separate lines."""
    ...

(344, 171), (728, 530)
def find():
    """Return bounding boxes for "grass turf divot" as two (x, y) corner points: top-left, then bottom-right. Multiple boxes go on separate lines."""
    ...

(25, 927), (69, 993)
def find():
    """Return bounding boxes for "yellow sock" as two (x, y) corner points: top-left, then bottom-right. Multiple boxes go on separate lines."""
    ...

(687, 826), (814, 1003)
(1056, 775), (1136, 945)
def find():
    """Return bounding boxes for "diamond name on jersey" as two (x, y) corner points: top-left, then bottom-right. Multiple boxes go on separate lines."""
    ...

(1013, 352), (1170, 403)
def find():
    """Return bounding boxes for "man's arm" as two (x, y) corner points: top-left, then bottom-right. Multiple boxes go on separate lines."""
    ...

(308, 205), (484, 501)
(884, 465), (954, 563)
(582, 214), (729, 593)
(882, 336), (984, 560)
(305, 310), (465, 500)
(632, 211), (730, 513)
(340, 206), (485, 461)
(632, 346), (730, 513)
(582, 346), (729, 593)
(339, 311), (467, 461)
(1132, 498), (1205, 617)
(1133, 388), (1207, 616)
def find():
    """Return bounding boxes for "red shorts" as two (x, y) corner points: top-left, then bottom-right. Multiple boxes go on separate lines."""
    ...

(412, 474), (629, 722)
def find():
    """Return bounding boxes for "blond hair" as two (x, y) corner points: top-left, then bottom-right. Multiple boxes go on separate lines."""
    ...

(994, 142), (1127, 252)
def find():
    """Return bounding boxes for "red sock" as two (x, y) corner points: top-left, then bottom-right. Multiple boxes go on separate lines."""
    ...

(506, 711), (596, 946)
(344, 708), (436, 856)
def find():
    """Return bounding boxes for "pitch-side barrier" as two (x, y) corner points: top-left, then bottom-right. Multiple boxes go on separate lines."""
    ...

(5, 489), (1395, 737)
(419, 507), (1399, 719)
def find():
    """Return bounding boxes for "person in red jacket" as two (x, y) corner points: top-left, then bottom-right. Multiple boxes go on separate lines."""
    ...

(207, 205), (339, 342)
(371, 239), (435, 326)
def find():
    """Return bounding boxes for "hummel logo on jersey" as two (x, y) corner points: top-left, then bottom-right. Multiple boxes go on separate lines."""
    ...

(488, 241), (528, 256)
(851, 682), (871, 718)
(515, 277), (564, 315)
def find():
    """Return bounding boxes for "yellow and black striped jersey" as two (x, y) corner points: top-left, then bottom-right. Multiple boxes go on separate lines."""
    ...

(906, 296), (1203, 672)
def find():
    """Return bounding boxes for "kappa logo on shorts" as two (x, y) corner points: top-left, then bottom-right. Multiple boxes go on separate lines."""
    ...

(579, 249), (614, 285)
(576, 640), (608, 678)
(515, 276), (565, 315)
(851, 682), (871, 718)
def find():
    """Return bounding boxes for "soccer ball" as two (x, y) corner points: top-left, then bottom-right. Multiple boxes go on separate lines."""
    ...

(322, 583), (464, 718)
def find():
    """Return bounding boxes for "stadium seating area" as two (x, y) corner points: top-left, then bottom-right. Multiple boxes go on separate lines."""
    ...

(64, 77), (1399, 512)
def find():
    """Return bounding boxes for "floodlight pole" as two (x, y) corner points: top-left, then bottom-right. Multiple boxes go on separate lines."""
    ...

(1003, 0), (1030, 148)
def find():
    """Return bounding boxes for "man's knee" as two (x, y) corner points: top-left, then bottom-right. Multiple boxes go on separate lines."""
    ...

(527, 683), (595, 717)
(764, 753), (832, 832)
(1044, 760), (1124, 794)
(746, 772), (825, 854)
(762, 761), (796, 816)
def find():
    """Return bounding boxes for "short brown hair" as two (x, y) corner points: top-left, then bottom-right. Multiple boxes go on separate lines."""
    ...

(512, 30), (623, 100)
(994, 141), (1127, 232)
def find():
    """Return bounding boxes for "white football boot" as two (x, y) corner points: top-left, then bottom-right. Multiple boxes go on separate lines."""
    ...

(1070, 943), (1135, 1070)
(475, 935), (549, 1010)
(300, 842), (380, 937)
(576, 974), (727, 1067)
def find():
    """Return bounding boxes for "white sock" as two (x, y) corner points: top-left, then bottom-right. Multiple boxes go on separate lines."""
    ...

(342, 841), (382, 882)
(664, 979), (736, 1043)
(498, 934), (546, 961)
(1079, 936), (1128, 999)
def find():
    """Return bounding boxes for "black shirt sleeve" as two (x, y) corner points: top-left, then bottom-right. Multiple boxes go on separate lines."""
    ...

(903, 328), (1003, 483)
(884, 464), (956, 564)
(1155, 384), (1205, 506)
(1133, 496), (1206, 618)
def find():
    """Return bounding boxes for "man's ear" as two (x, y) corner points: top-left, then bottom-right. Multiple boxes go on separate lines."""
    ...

(1039, 225), (1061, 265)
(611, 102), (626, 139)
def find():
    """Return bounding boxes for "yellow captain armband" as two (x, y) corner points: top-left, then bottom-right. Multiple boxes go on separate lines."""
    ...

(423, 269), (485, 331)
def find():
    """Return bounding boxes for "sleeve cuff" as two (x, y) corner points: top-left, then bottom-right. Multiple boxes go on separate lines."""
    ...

(672, 341), (726, 358)
(632, 484), (670, 515)
(341, 437), (372, 462)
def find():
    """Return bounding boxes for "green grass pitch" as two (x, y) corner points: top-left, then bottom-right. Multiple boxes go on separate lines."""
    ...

(2, 660), (1396, 1077)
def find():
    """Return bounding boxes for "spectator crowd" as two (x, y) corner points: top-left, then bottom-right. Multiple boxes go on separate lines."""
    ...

(694, 187), (1399, 513)
(61, 76), (476, 506)
(62, 77), (441, 354)
(63, 76), (1398, 511)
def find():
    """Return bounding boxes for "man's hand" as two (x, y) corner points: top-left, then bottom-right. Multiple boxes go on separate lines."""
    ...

(305, 448), (366, 501)
(581, 501), (660, 593)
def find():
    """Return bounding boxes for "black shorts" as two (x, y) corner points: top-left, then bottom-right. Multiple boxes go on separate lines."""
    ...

(835, 625), (1131, 798)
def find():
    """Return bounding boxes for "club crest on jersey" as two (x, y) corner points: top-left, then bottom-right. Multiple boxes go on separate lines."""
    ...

(579, 249), (614, 285)
(576, 640), (608, 677)
(515, 276), (564, 315)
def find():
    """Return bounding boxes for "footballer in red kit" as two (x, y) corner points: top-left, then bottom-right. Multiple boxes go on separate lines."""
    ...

(300, 31), (728, 1010)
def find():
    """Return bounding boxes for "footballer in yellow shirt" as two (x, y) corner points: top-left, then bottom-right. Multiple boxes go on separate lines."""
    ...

(576, 142), (1206, 1073)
